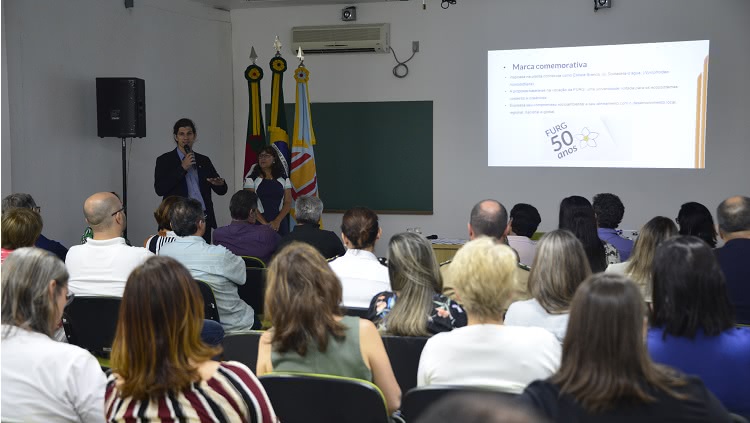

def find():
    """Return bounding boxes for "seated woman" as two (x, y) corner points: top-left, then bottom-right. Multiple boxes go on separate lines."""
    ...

(1, 207), (43, 263)
(559, 195), (618, 272)
(648, 236), (750, 417)
(676, 202), (718, 248)
(417, 237), (561, 394)
(257, 242), (401, 414)
(521, 273), (731, 422)
(606, 216), (677, 302)
(329, 207), (390, 308)
(1, 248), (107, 422)
(505, 229), (591, 342)
(143, 195), (181, 254)
(367, 232), (467, 336)
(105, 256), (276, 422)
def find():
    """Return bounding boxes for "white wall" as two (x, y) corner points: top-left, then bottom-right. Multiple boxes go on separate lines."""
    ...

(3, 0), (235, 247)
(230, 0), (750, 256)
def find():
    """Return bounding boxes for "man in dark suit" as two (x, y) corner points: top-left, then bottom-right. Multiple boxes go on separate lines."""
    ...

(715, 195), (750, 325)
(278, 195), (345, 259)
(154, 118), (227, 243)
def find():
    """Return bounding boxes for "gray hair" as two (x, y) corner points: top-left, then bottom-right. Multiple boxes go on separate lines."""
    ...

(1, 247), (69, 338)
(296, 196), (324, 224)
(170, 198), (204, 236)
(2, 193), (37, 214)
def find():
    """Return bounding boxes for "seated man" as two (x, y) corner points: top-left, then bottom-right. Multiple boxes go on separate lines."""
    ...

(65, 192), (153, 297)
(2, 193), (68, 261)
(213, 190), (279, 264)
(715, 195), (750, 325)
(593, 193), (634, 261)
(278, 195), (345, 260)
(160, 197), (255, 332)
(507, 203), (541, 266)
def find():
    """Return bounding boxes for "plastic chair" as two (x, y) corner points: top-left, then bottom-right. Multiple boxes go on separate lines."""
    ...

(62, 296), (121, 360)
(221, 331), (264, 371)
(343, 307), (369, 318)
(259, 373), (390, 423)
(401, 385), (518, 422)
(194, 279), (221, 323)
(239, 256), (267, 318)
(381, 335), (429, 393)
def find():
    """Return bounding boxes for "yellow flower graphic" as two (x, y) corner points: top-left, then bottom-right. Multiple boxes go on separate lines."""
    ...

(576, 127), (599, 148)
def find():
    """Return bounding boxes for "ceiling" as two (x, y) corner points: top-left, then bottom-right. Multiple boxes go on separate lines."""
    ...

(190, 0), (402, 10)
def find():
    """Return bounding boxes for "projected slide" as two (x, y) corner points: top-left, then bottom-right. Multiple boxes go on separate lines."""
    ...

(487, 40), (709, 169)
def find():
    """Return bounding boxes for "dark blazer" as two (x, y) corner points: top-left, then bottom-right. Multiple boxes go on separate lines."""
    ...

(715, 238), (750, 325)
(277, 223), (346, 260)
(154, 148), (227, 229)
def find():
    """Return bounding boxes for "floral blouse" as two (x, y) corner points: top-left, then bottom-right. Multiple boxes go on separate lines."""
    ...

(366, 291), (468, 335)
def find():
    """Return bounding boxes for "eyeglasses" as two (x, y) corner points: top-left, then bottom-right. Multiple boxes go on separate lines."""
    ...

(111, 207), (125, 217)
(32, 206), (41, 213)
(258, 153), (274, 159)
(65, 291), (75, 306)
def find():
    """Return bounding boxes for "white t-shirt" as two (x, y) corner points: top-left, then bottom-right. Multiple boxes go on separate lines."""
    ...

(417, 324), (561, 394)
(1, 326), (107, 422)
(66, 237), (153, 297)
(504, 299), (569, 342)
(329, 249), (390, 308)
(507, 235), (538, 266)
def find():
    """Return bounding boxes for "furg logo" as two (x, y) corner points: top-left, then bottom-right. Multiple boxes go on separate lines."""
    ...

(545, 123), (599, 160)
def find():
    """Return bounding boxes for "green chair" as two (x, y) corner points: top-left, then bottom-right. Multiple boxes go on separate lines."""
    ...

(62, 296), (121, 368)
(239, 256), (267, 319)
(194, 279), (221, 323)
(401, 385), (518, 422)
(221, 331), (264, 371)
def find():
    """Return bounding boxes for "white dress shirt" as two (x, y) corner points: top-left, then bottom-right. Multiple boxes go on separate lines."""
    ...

(507, 235), (538, 266)
(329, 249), (391, 308)
(66, 237), (153, 297)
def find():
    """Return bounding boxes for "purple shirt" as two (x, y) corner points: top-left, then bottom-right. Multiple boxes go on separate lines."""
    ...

(597, 227), (634, 261)
(212, 221), (280, 264)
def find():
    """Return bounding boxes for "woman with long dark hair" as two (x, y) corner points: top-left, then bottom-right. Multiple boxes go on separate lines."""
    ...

(243, 146), (292, 234)
(676, 202), (718, 248)
(521, 273), (731, 422)
(559, 196), (617, 272)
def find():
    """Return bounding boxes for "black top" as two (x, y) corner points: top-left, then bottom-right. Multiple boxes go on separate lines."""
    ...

(277, 224), (345, 259)
(715, 238), (750, 325)
(520, 376), (731, 423)
(154, 149), (227, 229)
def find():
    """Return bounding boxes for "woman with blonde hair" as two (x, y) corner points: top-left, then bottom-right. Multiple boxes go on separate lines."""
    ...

(367, 232), (467, 336)
(257, 241), (401, 414)
(505, 229), (591, 342)
(522, 273), (730, 421)
(417, 237), (561, 393)
(606, 216), (677, 302)
(105, 256), (276, 422)
(1, 247), (106, 422)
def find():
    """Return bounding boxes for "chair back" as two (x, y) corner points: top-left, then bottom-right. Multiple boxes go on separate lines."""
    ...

(241, 256), (266, 269)
(62, 296), (121, 359)
(194, 279), (221, 323)
(343, 307), (369, 318)
(260, 373), (390, 423)
(221, 331), (264, 371)
(401, 385), (518, 422)
(381, 335), (429, 393)
(239, 257), (267, 317)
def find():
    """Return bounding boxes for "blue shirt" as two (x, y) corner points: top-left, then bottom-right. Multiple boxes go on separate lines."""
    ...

(175, 148), (206, 211)
(597, 227), (634, 261)
(647, 326), (750, 416)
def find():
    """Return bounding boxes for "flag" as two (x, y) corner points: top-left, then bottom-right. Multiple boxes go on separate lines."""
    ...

(268, 55), (291, 176)
(243, 63), (266, 176)
(290, 65), (319, 203)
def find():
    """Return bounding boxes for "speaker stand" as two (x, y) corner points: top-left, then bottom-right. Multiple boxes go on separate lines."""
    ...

(121, 137), (128, 240)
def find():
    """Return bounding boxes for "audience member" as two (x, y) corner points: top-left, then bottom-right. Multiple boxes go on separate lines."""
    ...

(2, 193), (68, 260)
(505, 229), (591, 342)
(367, 232), (467, 336)
(606, 216), (677, 302)
(142, 195), (181, 254)
(507, 203), (542, 266)
(329, 207), (390, 308)
(714, 195), (750, 325)
(416, 393), (547, 423)
(521, 273), (731, 422)
(257, 242), (401, 414)
(213, 190), (280, 264)
(277, 195), (345, 259)
(559, 195), (617, 272)
(417, 237), (560, 393)
(105, 256), (276, 422)
(65, 192), (152, 297)
(160, 198), (254, 332)
(1, 248), (106, 422)
(648, 236), (750, 416)
(1, 208), (43, 263)
(676, 201), (717, 248)
(593, 193), (634, 261)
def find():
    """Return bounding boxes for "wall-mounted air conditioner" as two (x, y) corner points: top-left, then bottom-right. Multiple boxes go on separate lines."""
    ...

(291, 23), (390, 54)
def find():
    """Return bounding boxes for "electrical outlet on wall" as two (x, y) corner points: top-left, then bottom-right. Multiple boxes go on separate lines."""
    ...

(412, 41), (419, 53)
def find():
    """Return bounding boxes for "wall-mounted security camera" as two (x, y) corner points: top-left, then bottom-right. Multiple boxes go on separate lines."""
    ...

(341, 6), (357, 21)
(594, 0), (612, 11)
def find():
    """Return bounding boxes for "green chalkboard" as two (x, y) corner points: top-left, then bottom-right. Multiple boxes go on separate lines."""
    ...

(267, 101), (433, 214)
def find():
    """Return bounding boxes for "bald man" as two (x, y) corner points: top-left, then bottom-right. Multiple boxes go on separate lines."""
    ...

(715, 195), (750, 325)
(65, 192), (153, 297)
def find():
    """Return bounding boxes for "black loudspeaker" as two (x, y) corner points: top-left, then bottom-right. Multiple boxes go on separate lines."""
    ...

(96, 77), (146, 138)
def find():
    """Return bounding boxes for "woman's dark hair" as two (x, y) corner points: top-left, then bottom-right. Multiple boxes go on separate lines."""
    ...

(172, 118), (196, 136)
(552, 273), (686, 413)
(676, 202), (717, 248)
(249, 146), (286, 180)
(341, 207), (379, 250)
(266, 242), (345, 356)
(651, 236), (734, 338)
(153, 196), (182, 231)
(509, 203), (541, 238)
(558, 196), (607, 273)
(592, 193), (625, 229)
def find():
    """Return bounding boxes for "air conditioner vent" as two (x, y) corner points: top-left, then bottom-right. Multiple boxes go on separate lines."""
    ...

(291, 23), (390, 54)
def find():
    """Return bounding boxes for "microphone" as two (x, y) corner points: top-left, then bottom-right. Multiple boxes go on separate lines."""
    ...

(184, 145), (196, 169)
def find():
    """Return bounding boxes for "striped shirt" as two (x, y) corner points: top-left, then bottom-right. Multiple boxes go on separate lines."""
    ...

(105, 361), (277, 422)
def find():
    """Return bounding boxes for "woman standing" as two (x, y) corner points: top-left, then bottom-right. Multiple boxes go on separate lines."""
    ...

(105, 256), (276, 422)
(243, 146), (292, 234)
